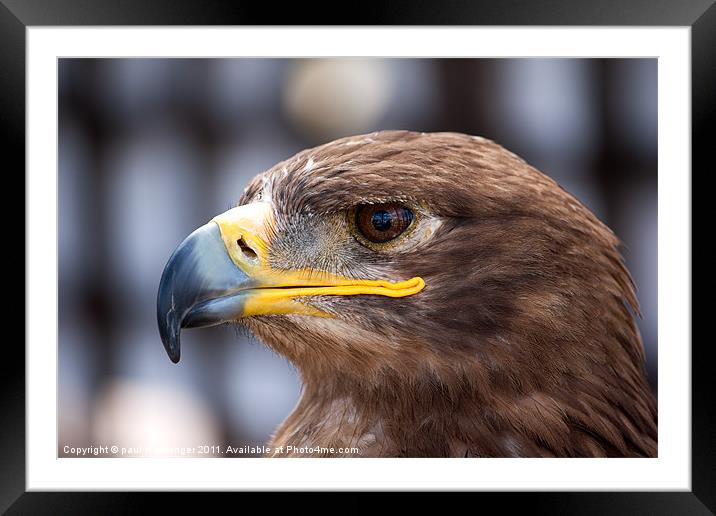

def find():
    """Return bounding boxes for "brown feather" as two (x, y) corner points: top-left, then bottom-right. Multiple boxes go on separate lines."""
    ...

(238, 130), (657, 457)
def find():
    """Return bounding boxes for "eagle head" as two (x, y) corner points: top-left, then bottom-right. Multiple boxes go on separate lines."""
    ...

(157, 130), (656, 457)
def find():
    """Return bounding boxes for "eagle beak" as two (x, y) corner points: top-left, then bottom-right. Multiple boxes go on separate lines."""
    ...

(157, 202), (424, 363)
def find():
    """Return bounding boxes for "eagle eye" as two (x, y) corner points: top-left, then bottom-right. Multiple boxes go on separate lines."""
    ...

(353, 203), (415, 245)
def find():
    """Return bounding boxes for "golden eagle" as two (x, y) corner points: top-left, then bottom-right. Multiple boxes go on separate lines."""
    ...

(157, 131), (657, 457)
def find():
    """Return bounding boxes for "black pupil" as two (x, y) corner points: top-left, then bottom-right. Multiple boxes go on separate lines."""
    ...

(371, 210), (392, 231)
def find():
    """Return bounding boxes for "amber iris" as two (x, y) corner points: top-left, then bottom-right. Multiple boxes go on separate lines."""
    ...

(355, 203), (415, 243)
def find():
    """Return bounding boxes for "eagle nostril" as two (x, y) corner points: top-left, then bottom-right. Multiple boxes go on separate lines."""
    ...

(237, 237), (258, 261)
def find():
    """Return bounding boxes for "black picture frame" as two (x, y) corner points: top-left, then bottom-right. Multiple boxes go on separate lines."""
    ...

(4, 0), (712, 512)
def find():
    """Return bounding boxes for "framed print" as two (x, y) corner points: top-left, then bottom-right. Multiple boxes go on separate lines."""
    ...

(6, 0), (712, 511)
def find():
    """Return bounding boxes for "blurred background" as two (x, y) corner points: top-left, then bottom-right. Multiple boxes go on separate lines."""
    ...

(59, 58), (657, 457)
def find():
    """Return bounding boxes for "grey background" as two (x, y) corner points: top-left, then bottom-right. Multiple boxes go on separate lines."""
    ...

(58, 58), (657, 456)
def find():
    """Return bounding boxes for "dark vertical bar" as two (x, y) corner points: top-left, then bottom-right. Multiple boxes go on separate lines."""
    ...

(58, 59), (115, 395)
(0, 4), (25, 513)
(434, 58), (498, 137)
(692, 3), (715, 509)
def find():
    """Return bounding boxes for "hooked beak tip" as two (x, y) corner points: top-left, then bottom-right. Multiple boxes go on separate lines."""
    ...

(158, 308), (182, 364)
(168, 347), (181, 364)
(157, 221), (249, 365)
